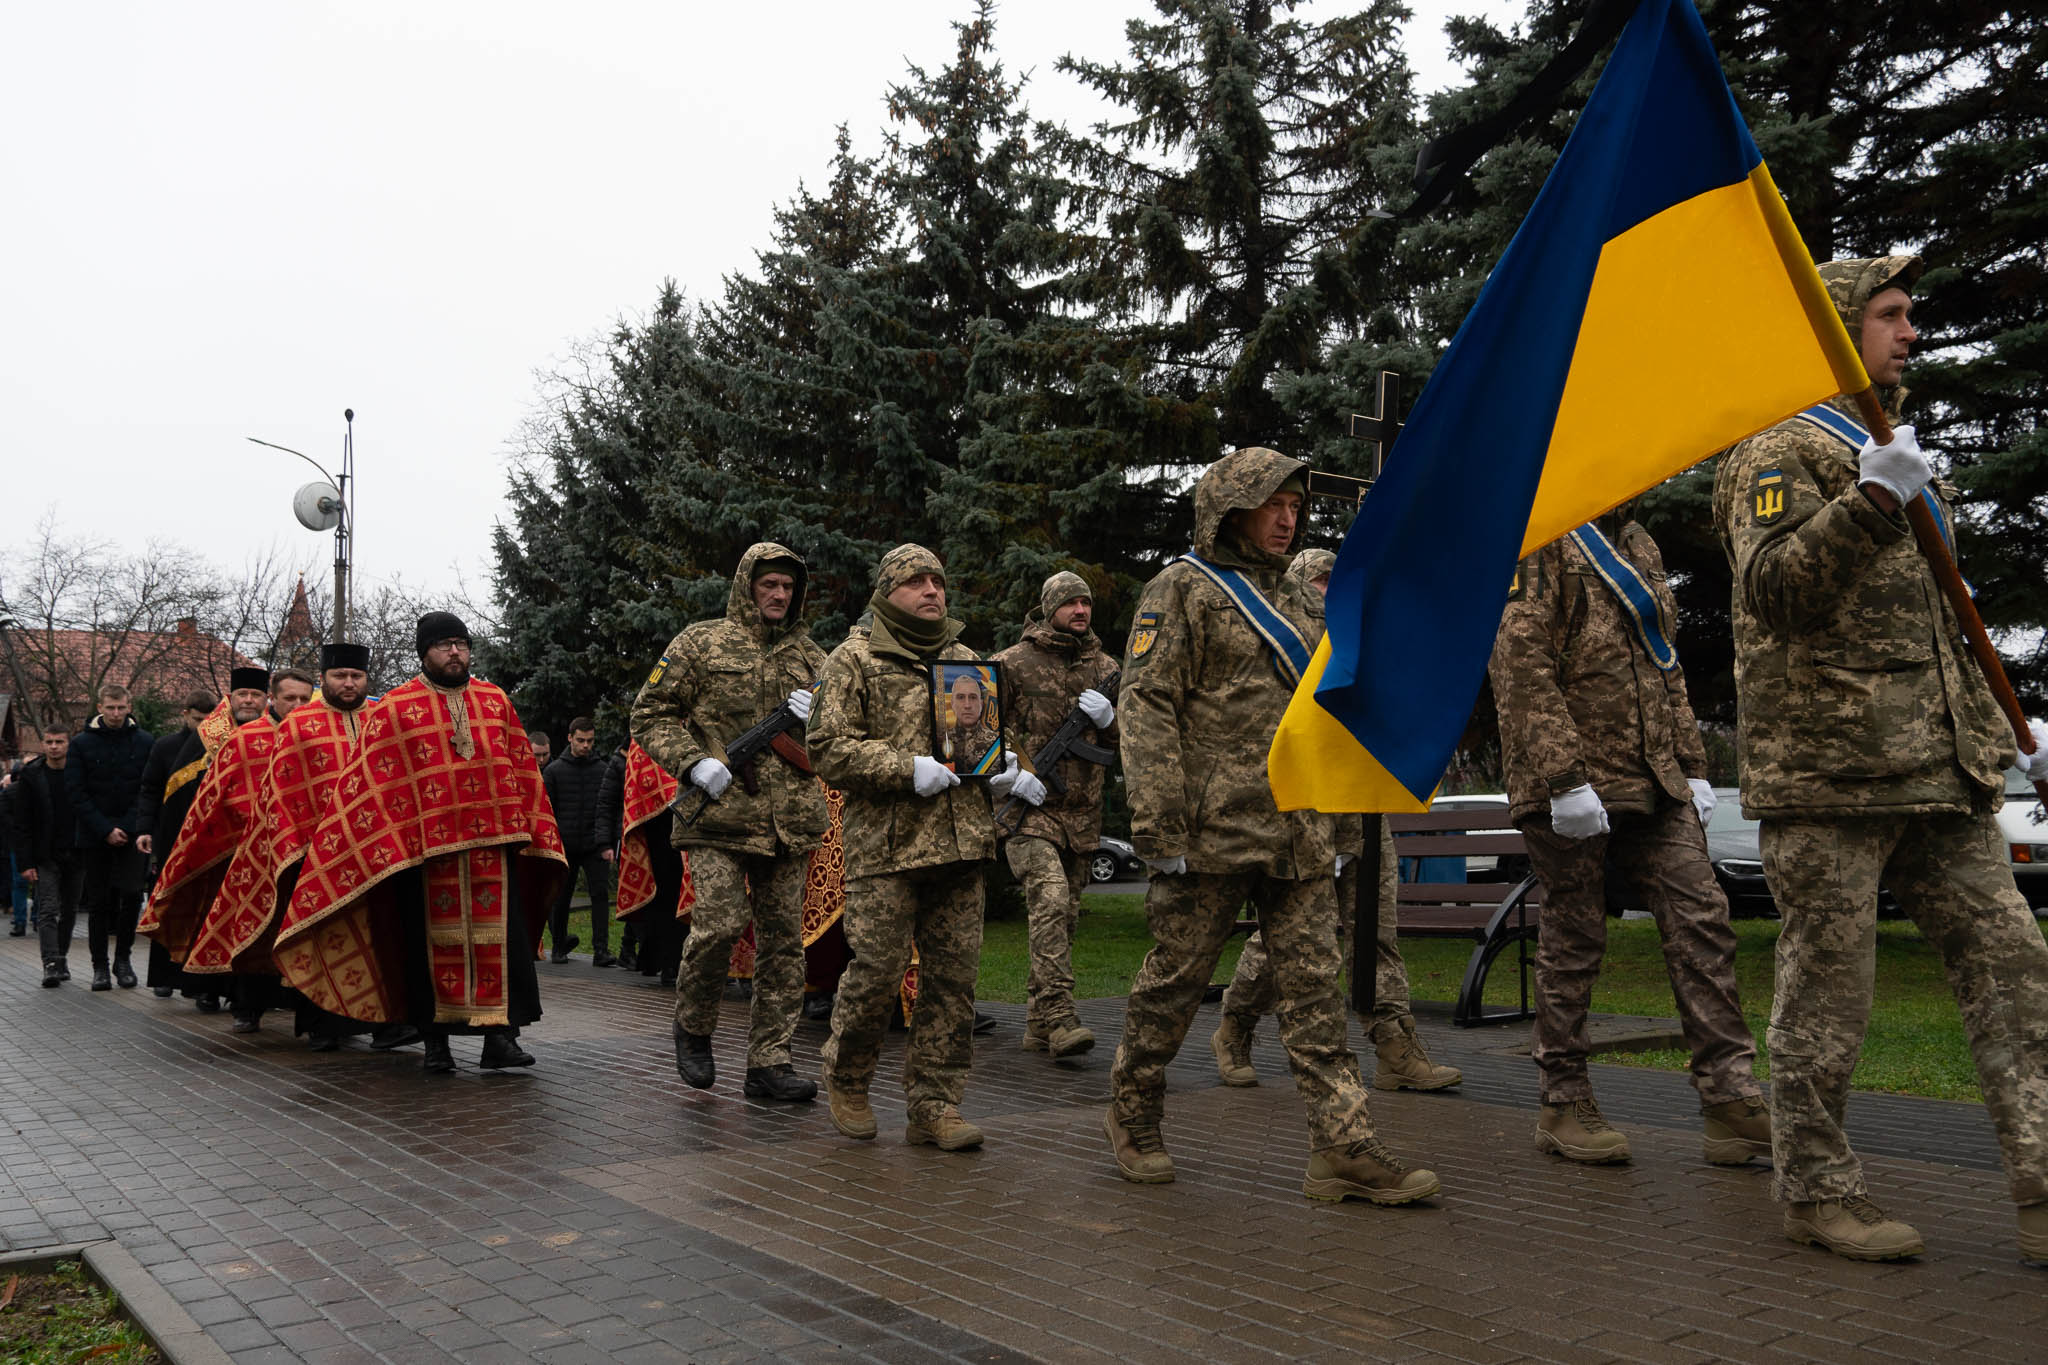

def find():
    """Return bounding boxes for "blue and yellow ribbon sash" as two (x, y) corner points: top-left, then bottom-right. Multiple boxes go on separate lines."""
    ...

(1789, 403), (1968, 591)
(1177, 554), (1312, 686)
(1564, 523), (1678, 672)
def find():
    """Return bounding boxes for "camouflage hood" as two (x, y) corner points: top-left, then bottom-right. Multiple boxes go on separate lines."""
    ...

(1192, 447), (1308, 571)
(1818, 254), (1923, 339)
(726, 541), (808, 644)
(1284, 548), (1336, 590)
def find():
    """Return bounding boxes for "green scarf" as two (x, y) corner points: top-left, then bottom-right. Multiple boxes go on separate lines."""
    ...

(868, 592), (962, 658)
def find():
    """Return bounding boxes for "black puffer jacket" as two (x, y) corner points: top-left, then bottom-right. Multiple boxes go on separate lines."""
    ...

(595, 747), (628, 849)
(11, 756), (83, 866)
(66, 717), (155, 841)
(542, 749), (609, 852)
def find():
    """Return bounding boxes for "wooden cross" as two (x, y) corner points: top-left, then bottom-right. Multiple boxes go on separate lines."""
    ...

(1305, 370), (1404, 506)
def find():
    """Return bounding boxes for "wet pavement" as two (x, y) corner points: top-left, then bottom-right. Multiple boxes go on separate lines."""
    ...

(2, 932), (2041, 1363)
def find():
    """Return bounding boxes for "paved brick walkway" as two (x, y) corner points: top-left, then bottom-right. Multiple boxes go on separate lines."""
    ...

(1, 932), (2040, 1363)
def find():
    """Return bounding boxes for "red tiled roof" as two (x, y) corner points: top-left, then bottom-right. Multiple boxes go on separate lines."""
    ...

(1, 623), (260, 737)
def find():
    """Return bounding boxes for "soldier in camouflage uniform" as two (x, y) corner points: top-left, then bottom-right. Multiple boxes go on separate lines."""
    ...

(1216, 550), (1461, 1093)
(631, 542), (828, 1104)
(990, 570), (1119, 1061)
(810, 544), (1000, 1151)
(1715, 255), (2048, 1264)
(1491, 511), (1766, 1167)
(1104, 448), (1440, 1205)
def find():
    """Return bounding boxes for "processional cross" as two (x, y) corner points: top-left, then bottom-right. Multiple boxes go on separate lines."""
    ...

(1304, 370), (1404, 505)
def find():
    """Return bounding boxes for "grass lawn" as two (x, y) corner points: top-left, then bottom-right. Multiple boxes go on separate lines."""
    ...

(572, 887), (2043, 1103)
(0, 1261), (161, 1363)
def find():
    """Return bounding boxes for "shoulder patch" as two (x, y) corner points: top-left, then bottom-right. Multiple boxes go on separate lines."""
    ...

(1752, 468), (1786, 526)
(645, 655), (671, 688)
(1129, 610), (1163, 660)
(1508, 555), (1543, 602)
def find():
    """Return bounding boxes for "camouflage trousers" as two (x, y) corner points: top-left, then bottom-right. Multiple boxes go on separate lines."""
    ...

(821, 860), (984, 1121)
(673, 846), (807, 1069)
(1004, 836), (1088, 1030)
(1762, 811), (2048, 1205)
(1223, 825), (1413, 1038)
(1111, 869), (1373, 1151)
(1524, 799), (1759, 1106)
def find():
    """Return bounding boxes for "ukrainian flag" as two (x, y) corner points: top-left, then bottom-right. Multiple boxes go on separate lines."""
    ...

(1269, 0), (1869, 813)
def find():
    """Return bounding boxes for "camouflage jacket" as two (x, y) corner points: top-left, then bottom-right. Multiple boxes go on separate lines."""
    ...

(1120, 448), (1335, 879)
(1714, 395), (2010, 818)
(630, 542), (830, 856)
(1490, 518), (1707, 825)
(991, 619), (1120, 851)
(810, 622), (997, 880)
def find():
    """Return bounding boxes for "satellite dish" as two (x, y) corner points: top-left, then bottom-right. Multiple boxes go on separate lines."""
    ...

(293, 481), (344, 531)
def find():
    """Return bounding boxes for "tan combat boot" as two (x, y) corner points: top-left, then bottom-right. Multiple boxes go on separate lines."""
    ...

(1021, 1022), (1050, 1052)
(1784, 1196), (1925, 1261)
(2017, 1202), (2048, 1266)
(1210, 1015), (1258, 1087)
(1536, 1098), (1632, 1164)
(1104, 1107), (1175, 1184)
(1303, 1137), (1442, 1205)
(906, 1105), (985, 1151)
(822, 1067), (876, 1140)
(1046, 1018), (1096, 1059)
(1371, 1018), (1463, 1092)
(1701, 1095), (1772, 1165)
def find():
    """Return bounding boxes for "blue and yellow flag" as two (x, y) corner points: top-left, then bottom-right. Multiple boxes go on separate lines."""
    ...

(1269, 0), (1869, 813)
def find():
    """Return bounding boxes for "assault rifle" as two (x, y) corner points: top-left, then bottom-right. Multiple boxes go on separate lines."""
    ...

(995, 669), (1120, 834)
(671, 685), (818, 828)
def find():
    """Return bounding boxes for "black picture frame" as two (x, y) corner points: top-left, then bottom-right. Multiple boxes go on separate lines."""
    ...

(927, 660), (1006, 779)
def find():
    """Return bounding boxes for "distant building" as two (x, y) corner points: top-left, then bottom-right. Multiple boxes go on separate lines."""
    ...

(0, 619), (260, 755)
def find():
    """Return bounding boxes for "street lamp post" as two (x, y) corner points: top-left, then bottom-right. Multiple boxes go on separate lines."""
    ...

(252, 409), (355, 640)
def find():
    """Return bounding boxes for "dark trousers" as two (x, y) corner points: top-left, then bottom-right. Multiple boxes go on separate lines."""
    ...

(34, 859), (84, 964)
(81, 846), (144, 966)
(10, 854), (28, 931)
(549, 848), (612, 953)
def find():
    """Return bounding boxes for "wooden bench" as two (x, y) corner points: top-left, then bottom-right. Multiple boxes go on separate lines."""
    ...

(1348, 810), (1541, 1028)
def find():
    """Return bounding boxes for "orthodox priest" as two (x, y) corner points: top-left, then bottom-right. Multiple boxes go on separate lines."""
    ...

(185, 644), (418, 1051)
(275, 613), (567, 1073)
(137, 687), (231, 1006)
(140, 668), (314, 1029)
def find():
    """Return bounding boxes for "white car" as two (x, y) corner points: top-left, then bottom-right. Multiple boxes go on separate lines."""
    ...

(1999, 767), (2048, 913)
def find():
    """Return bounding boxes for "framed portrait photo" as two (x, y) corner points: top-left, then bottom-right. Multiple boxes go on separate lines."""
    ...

(928, 660), (1007, 779)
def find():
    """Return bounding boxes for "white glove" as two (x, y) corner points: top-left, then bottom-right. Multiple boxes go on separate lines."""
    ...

(2021, 720), (2048, 784)
(912, 755), (960, 797)
(1145, 854), (1188, 877)
(689, 757), (732, 798)
(989, 753), (1020, 795)
(1008, 768), (1047, 806)
(1077, 688), (1115, 728)
(1687, 778), (1717, 825)
(1335, 853), (1354, 876)
(1857, 425), (1931, 507)
(1549, 783), (1609, 840)
(786, 687), (814, 722)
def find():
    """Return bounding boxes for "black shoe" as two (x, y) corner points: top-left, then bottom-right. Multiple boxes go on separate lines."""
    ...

(592, 950), (617, 968)
(802, 992), (835, 1022)
(152, 986), (173, 998)
(230, 1013), (261, 1033)
(973, 1011), (998, 1036)
(91, 966), (112, 991)
(422, 1034), (456, 1073)
(479, 1030), (535, 1069)
(42, 962), (62, 989)
(550, 934), (580, 964)
(370, 1023), (421, 1051)
(744, 1065), (818, 1103)
(308, 1033), (342, 1052)
(674, 1027), (716, 1088)
(8, 925), (22, 937)
(113, 957), (137, 989)
(659, 971), (677, 989)
(57, 961), (71, 981)
(195, 993), (220, 1014)
(617, 947), (639, 972)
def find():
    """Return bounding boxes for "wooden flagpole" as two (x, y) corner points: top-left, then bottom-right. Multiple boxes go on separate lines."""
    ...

(1847, 386), (2048, 804)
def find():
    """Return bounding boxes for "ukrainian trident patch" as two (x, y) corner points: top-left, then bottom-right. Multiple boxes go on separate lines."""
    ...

(1129, 610), (1163, 659)
(645, 655), (671, 687)
(1752, 468), (1786, 526)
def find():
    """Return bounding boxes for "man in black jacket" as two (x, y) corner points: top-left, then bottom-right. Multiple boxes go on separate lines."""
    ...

(541, 716), (614, 965)
(65, 684), (155, 991)
(13, 730), (86, 986)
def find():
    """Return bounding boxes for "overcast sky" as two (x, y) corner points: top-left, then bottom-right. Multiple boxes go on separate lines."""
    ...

(3, 0), (1518, 609)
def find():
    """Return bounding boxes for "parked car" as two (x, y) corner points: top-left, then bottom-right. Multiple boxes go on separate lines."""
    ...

(1999, 767), (2048, 913)
(1090, 836), (1143, 884)
(1702, 787), (1774, 918)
